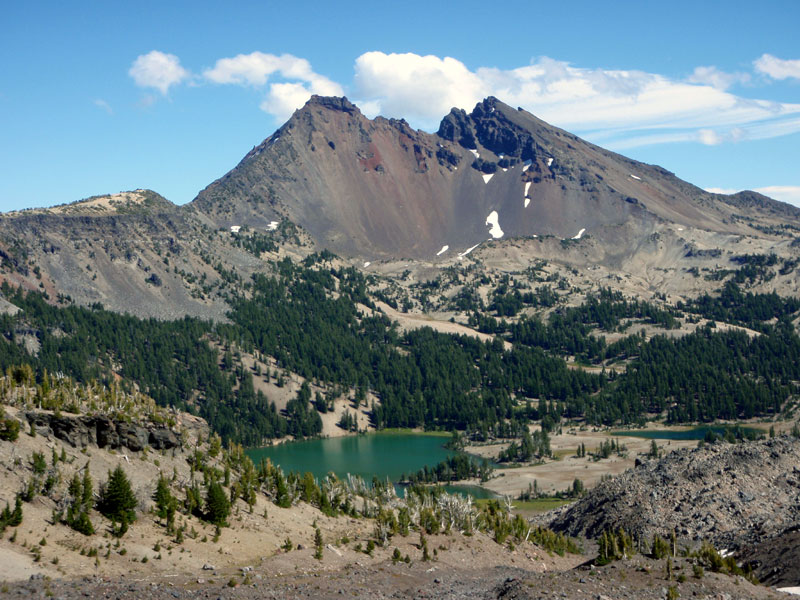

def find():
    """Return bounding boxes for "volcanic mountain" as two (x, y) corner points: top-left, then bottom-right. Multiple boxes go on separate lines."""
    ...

(191, 95), (800, 261)
(2, 95), (799, 319)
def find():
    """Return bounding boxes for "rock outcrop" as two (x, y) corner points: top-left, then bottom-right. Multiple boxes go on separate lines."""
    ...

(546, 437), (800, 554)
(25, 411), (180, 452)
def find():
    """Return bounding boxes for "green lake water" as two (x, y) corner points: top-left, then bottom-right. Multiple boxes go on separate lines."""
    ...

(246, 432), (497, 499)
(612, 425), (761, 440)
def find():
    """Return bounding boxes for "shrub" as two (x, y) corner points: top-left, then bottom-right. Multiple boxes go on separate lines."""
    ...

(0, 414), (20, 441)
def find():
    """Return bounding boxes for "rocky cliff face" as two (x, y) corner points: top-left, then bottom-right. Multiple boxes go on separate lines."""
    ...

(25, 411), (180, 452)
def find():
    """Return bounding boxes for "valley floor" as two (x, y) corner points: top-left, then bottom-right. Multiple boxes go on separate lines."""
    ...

(457, 420), (783, 499)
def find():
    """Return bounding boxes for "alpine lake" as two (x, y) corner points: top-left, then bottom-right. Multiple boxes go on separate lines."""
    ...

(246, 431), (498, 499)
(611, 425), (763, 441)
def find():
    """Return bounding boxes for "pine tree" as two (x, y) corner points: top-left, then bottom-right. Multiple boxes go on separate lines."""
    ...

(648, 439), (659, 458)
(81, 466), (93, 510)
(65, 467), (95, 535)
(98, 465), (137, 525)
(313, 527), (323, 560)
(154, 473), (175, 523)
(205, 480), (230, 527)
(9, 495), (23, 527)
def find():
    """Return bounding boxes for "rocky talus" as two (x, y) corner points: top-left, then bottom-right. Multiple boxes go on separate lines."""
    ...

(546, 437), (800, 555)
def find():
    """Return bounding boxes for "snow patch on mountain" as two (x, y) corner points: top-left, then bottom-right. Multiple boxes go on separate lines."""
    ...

(486, 211), (504, 238)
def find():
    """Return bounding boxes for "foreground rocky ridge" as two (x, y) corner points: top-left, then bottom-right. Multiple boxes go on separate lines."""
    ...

(545, 436), (800, 585)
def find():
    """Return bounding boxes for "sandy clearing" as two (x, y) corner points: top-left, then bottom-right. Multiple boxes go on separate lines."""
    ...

(467, 424), (731, 497)
(375, 301), (511, 350)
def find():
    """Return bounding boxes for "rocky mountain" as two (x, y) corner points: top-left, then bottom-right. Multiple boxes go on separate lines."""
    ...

(2, 96), (800, 319)
(192, 95), (800, 261)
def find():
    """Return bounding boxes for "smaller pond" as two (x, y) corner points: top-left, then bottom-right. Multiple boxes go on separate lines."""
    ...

(409, 484), (498, 500)
(612, 425), (762, 441)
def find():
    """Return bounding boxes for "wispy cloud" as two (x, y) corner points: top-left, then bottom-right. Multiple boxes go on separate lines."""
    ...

(687, 65), (749, 90)
(706, 185), (800, 207)
(754, 185), (800, 206)
(754, 54), (800, 81)
(204, 51), (343, 121)
(129, 51), (189, 95)
(352, 52), (800, 150)
(93, 98), (113, 115)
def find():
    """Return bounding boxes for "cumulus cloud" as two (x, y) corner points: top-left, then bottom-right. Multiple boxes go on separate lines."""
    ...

(129, 51), (189, 94)
(349, 52), (800, 150)
(130, 49), (800, 151)
(754, 54), (800, 81)
(204, 51), (343, 120)
(354, 52), (489, 124)
(260, 82), (318, 120)
(687, 66), (749, 90)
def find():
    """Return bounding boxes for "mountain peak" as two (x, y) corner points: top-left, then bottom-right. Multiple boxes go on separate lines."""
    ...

(303, 95), (360, 114)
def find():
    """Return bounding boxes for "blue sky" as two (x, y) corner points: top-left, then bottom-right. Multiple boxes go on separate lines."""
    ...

(1, 0), (799, 212)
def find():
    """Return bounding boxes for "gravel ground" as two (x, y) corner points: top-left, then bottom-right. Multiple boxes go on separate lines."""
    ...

(3, 555), (787, 600)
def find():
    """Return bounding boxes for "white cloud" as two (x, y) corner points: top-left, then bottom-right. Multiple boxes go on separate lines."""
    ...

(354, 52), (488, 125)
(204, 52), (312, 85)
(204, 51), (343, 120)
(754, 185), (800, 206)
(687, 66), (749, 90)
(349, 52), (800, 150)
(754, 54), (800, 81)
(93, 99), (113, 115)
(129, 51), (189, 95)
(355, 99), (382, 119)
(131, 49), (800, 151)
(260, 82), (316, 120)
(697, 129), (723, 145)
(706, 186), (800, 207)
